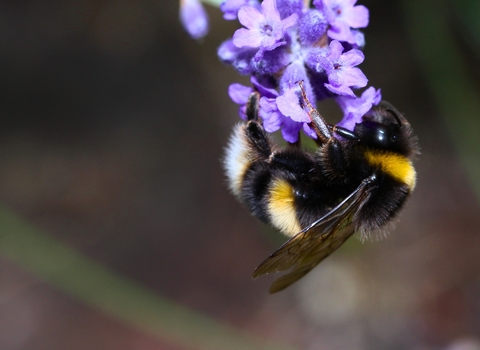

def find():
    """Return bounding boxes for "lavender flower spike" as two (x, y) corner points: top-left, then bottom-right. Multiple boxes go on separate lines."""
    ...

(218, 0), (376, 143)
(180, 0), (209, 39)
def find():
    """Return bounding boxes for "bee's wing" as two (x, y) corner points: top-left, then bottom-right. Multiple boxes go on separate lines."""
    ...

(252, 176), (375, 293)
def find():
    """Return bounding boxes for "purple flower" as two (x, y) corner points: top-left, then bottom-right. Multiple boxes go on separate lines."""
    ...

(321, 0), (369, 44)
(218, 39), (257, 75)
(298, 9), (328, 46)
(259, 96), (283, 131)
(251, 75), (279, 96)
(276, 0), (303, 19)
(279, 60), (316, 106)
(260, 96), (307, 143)
(251, 43), (290, 74)
(315, 40), (367, 97)
(218, 0), (378, 143)
(258, 86), (316, 143)
(228, 83), (253, 120)
(232, 0), (298, 57)
(220, 0), (260, 20)
(228, 76), (279, 119)
(336, 86), (382, 131)
(179, 0), (209, 40)
(350, 29), (365, 48)
(276, 87), (310, 123)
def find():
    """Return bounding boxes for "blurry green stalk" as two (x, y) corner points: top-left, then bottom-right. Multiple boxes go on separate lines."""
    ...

(0, 207), (295, 350)
(202, 0), (223, 7)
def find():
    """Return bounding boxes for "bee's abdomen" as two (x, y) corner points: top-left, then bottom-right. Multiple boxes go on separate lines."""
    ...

(224, 124), (253, 197)
(358, 149), (416, 231)
(358, 174), (411, 231)
(364, 149), (416, 190)
(240, 162), (273, 224)
(265, 178), (302, 236)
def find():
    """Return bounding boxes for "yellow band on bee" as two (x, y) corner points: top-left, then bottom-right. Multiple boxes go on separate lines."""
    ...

(364, 150), (416, 189)
(268, 179), (301, 237)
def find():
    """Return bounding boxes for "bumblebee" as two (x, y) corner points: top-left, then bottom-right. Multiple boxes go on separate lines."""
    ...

(224, 83), (418, 293)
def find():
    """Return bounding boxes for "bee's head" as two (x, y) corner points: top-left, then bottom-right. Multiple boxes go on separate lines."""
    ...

(354, 101), (418, 157)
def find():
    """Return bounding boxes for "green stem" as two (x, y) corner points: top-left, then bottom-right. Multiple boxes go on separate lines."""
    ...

(202, 0), (223, 7)
(0, 206), (296, 350)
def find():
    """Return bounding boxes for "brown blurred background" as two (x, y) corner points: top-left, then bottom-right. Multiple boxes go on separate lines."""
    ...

(0, 0), (480, 349)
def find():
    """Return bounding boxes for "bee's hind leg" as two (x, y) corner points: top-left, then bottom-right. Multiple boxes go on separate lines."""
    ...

(243, 92), (274, 160)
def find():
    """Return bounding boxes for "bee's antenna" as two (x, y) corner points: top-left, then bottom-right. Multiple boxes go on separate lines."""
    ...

(386, 108), (403, 127)
(380, 101), (408, 127)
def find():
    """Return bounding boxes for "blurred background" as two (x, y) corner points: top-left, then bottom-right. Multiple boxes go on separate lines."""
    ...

(0, 0), (480, 349)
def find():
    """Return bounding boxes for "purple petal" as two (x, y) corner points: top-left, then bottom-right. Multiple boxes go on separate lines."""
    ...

(298, 10), (328, 45)
(218, 39), (238, 63)
(313, 53), (331, 73)
(276, 0), (303, 19)
(303, 123), (317, 139)
(337, 66), (368, 88)
(276, 88), (310, 123)
(238, 5), (265, 29)
(329, 40), (344, 59)
(304, 47), (329, 72)
(279, 60), (317, 107)
(259, 36), (285, 52)
(217, 39), (256, 75)
(312, 0), (325, 12)
(180, 0), (209, 39)
(228, 84), (253, 104)
(325, 83), (355, 97)
(259, 96), (278, 113)
(233, 28), (263, 48)
(259, 97), (282, 132)
(340, 49), (365, 66)
(251, 76), (278, 97)
(279, 60), (309, 89)
(281, 117), (302, 143)
(280, 13), (298, 30)
(350, 30), (365, 48)
(336, 111), (358, 131)
(372, 88), (382, 105)
(252, 45), (289, 74)
(221, 0), (260, 20)
(328, 22), (356, 44)
(261, 0), (281, 23)
(344, 5), (369, 28)
(263, 111), (283, 132)
(336, 86), (383, 130)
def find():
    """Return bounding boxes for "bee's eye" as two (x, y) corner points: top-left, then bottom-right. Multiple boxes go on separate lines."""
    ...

(358, 121), (398, 149)
(375, 127), (387, 144)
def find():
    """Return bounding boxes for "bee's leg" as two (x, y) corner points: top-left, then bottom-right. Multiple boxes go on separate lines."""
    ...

(246, 91), (260, 121)
(297, 81), (333, 144)
(298, 82), (353, 177)
(328, 125), (358, 141)
(242, 92), (273, 160)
